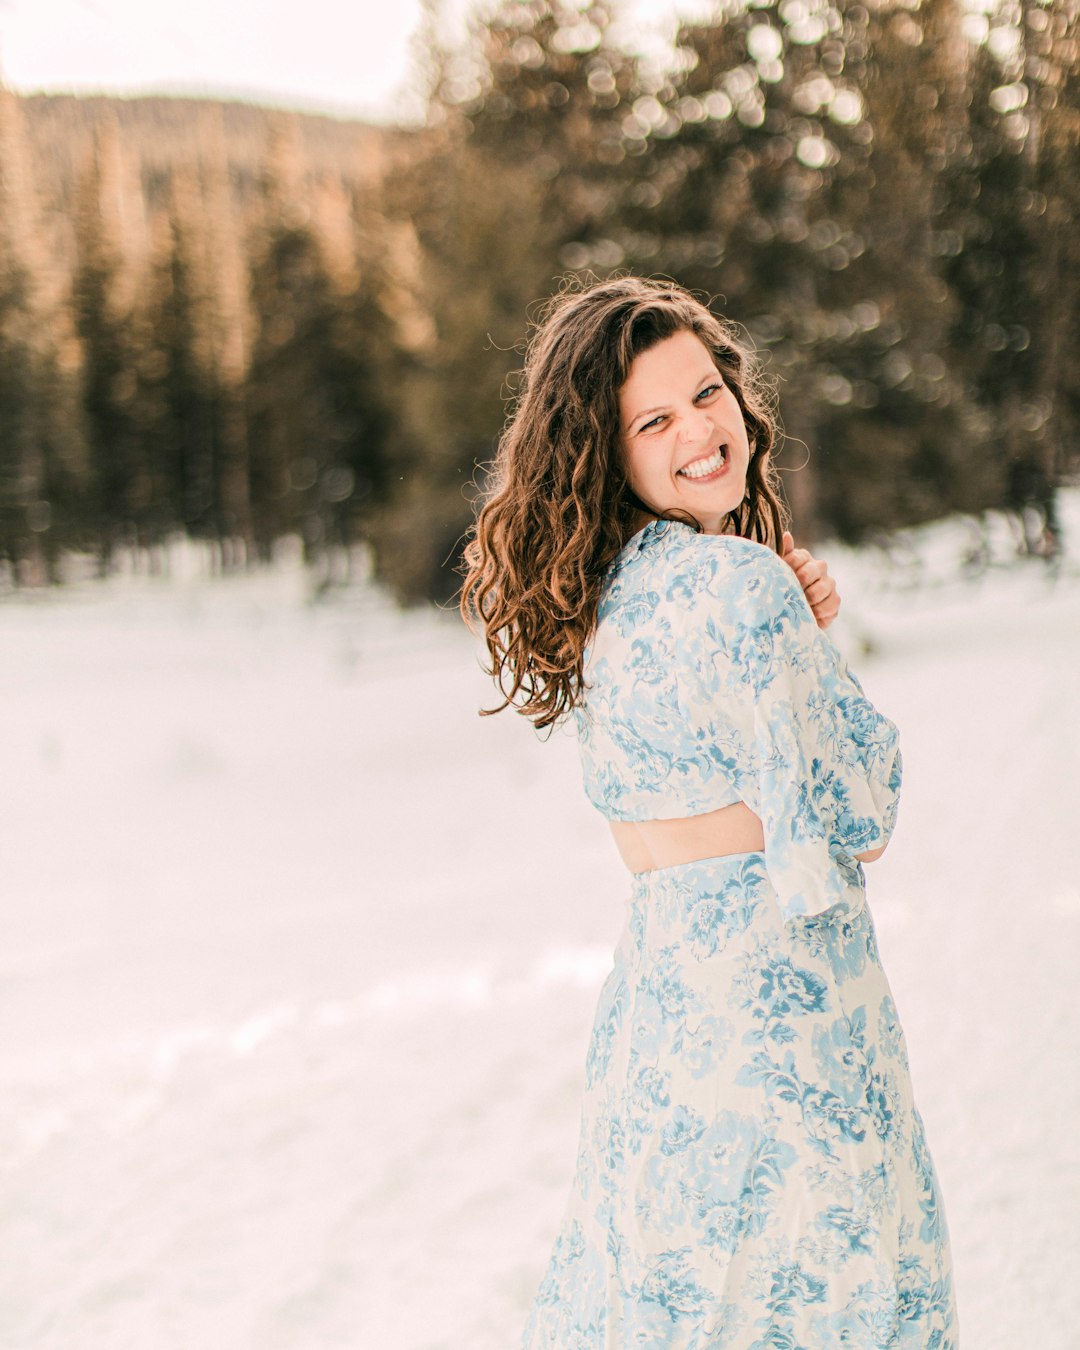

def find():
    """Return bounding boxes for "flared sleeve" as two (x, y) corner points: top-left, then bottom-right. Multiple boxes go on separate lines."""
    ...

(675, 538), (902, 925)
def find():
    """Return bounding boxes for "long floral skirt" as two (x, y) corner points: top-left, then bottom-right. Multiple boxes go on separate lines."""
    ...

(521, 852), (957, 1349)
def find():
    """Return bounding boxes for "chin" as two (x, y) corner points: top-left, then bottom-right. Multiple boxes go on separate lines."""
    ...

(690, 491), (745, 518)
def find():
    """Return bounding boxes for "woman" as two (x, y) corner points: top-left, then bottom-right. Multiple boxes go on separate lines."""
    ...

(461, 276), (956, 1348)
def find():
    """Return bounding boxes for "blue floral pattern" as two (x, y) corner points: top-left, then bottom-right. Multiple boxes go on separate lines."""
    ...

(522, 521), (956, 1347)
(576, 520), (904, 925)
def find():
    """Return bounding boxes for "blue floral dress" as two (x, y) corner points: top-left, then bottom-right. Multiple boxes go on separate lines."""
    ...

(521, 519), (957, 1349)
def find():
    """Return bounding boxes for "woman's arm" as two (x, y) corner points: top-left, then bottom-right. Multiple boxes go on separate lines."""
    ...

(782, 535), (888, 865)
(675, 535), (901, 921)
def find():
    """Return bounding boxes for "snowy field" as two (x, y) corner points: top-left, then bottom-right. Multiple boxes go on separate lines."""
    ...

(3, 503), (1079, 1350)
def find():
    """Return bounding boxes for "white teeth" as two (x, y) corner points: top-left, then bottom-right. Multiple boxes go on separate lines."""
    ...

(678, 447), (726, 479)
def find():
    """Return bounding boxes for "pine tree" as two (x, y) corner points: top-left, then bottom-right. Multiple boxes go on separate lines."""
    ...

(1036, 0), (1080, 516)
(612, 0), (986, 541)
(247, 118), (390, 569)
(938, 0), (1080, 551)
(0, 87), (78, 582)
(70, 114), (144, 568)
(197, 104), (254, 565)
(136, 172), (218, 557)
(375, 0), (635, 601)
(808, 0), (988, 538)
(0, 86), (44, 579)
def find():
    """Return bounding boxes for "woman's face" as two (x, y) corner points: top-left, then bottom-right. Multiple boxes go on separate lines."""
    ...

(617, 329), (752, 535)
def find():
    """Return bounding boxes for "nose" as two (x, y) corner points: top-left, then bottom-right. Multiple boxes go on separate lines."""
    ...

(678, 407), (714, 445)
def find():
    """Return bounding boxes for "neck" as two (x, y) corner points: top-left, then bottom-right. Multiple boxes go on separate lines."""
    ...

(626, 509), (658, 541)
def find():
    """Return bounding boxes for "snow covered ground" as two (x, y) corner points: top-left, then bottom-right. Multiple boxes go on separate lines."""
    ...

(2, 504), (1079, 1349)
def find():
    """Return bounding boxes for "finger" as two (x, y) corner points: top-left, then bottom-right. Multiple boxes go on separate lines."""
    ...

(794, 558), (826, 586)
(813, 595), (841, 627)
(787, 548), (813, 571)
(803, 577), (834, 605)
(781, 531), (794, 555)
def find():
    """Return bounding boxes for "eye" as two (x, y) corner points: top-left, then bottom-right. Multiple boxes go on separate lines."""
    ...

(695, 382), (723, 401)
(640, 414), (667, 433)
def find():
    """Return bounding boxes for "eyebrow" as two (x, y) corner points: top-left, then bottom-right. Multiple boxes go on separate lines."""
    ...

(626, 369), (723, 431)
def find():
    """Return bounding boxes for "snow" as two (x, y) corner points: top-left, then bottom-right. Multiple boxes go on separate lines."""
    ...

(3, 501), (1079, 1349)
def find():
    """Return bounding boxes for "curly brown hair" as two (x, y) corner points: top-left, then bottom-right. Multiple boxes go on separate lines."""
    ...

(460, 275), (789, 729)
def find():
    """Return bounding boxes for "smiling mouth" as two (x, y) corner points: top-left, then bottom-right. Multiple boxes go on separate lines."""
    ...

(677, 445), (728, 479)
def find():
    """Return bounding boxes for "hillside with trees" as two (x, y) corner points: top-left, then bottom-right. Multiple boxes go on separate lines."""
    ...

(0, 0), (1076, 599)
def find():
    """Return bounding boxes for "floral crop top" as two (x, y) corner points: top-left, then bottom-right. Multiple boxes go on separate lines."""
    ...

(573, 518), (902, 925)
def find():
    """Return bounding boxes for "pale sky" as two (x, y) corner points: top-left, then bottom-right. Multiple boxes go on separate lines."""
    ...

(0, 0), (717, 123)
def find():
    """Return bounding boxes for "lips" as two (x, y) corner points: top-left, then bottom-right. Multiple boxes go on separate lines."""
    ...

(677, 445), (728, 479)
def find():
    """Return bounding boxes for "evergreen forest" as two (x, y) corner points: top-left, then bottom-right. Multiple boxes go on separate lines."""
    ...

(0, 0), (1076, 602)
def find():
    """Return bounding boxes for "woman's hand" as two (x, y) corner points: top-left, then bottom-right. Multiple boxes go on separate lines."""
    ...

(781, 531), (841, 630)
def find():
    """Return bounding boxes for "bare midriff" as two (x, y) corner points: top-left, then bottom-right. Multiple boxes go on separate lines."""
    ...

(609, 801), (766, 875)
(609, 801), (889, 875)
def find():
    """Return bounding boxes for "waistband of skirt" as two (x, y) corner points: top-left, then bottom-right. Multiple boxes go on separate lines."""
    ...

(628, 849), (770, 899)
